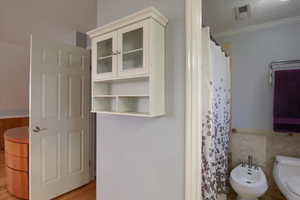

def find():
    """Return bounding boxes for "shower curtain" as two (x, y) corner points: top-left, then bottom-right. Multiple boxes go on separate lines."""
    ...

(201, 28), (231, 200)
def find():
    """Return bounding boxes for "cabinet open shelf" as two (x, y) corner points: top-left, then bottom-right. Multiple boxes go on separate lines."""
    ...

(94, 74), (149, 82)
(93, 111), (153, 117)
(118, 96), (149, 114)
(93, 95), (149, 98)
(93, 77), (149, 96)
(92, 78), (153, 116)
(93, 96), (117, 112)
(93, 95), (116, 98)
(92, 96), (150, 116)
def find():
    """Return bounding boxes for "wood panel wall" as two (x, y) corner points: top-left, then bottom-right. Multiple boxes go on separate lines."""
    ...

(0, 117), (29, 151)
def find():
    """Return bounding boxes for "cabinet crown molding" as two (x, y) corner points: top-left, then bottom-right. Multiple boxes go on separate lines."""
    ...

(87, 7), (168, 38)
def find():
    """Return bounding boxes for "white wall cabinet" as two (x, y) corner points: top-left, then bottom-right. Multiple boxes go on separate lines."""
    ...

(87, 7), (168, 117)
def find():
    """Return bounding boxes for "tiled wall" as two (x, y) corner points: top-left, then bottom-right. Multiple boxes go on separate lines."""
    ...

(230, 129), (300, 200)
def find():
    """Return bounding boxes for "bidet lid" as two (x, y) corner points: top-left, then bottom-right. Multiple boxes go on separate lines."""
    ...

(287, 176), (300, 196)
(276, 155), (300, 167)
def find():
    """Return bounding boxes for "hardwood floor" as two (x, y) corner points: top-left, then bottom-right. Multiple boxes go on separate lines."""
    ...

(0, 151), (96, 200)
(54, 182), (96, 200)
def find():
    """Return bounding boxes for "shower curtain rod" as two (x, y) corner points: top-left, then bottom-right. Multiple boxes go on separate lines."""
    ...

(269, 59), (300, 71)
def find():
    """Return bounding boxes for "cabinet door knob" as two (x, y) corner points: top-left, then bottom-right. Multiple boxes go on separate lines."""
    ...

(112, 51), (121, 55)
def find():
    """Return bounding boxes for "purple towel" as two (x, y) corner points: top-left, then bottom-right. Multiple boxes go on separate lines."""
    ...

(274, 69), (300, 132)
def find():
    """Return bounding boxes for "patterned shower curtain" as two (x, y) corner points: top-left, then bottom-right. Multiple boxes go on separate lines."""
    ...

(201, 28), (231, 200)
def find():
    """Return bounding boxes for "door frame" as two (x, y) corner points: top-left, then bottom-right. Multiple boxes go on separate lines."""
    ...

(185, 0), (202, 199)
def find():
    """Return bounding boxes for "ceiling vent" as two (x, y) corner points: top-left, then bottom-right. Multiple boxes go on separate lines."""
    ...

(235, 4), (251, 20)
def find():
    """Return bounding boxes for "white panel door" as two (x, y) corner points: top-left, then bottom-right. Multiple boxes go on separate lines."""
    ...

(30, 36), (91, 200)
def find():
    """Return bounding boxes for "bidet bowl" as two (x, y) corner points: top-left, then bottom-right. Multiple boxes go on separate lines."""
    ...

(230, 164), (268, 200)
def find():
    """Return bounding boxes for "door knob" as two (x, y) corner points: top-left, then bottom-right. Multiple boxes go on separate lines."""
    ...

(33, 126), (47, 133)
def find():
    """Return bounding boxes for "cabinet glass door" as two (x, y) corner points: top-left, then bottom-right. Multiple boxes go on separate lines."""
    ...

(118, 22), (148, 76)
(98, 38), (113, 73)
(94, 33), (117, 80)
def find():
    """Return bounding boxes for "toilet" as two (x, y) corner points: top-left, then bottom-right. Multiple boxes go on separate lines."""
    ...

(230, 164), (268, 200)
(273, 155), (300, 200)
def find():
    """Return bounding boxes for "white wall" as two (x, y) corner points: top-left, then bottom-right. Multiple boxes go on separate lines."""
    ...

(218, 21), (300, 130)
(0, 0), (97, 47)
(96, 1), (185, 200)
(0, 0), (97, 117)
(0, 42), (28, 116)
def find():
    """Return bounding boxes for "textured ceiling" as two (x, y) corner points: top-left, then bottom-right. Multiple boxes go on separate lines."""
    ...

(203, 0), (300, 34)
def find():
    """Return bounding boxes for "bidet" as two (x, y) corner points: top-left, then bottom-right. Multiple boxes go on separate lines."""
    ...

(230, 164), (268, 200)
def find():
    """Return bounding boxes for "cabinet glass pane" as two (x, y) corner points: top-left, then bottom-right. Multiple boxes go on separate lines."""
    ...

(122, 28), (143, 70)
(97, 38), (112, 57)
(123, 28), (143, 52)
(97, 38), (113, 74)
(123, 51), (143, 70)
(97, 57), (112, 73)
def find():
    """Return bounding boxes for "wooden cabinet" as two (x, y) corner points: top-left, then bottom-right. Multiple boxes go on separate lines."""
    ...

(0, 117), (29, 151)
(4, 127), (29, 200)
(87, 7), (168, 117)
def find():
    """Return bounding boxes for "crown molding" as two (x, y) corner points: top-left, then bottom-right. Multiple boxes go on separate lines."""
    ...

(87, 7), (168, 38)
(215, 16), (300, 38)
